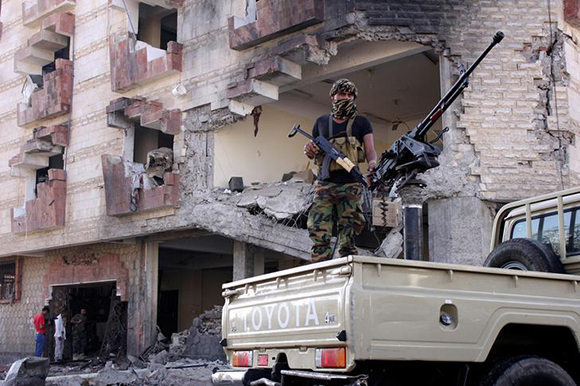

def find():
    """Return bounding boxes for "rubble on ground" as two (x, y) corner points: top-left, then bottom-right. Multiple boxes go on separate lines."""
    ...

(3, 357), (49, 386)
(184, 306), (226, 362)
(1, 306), (230, 386)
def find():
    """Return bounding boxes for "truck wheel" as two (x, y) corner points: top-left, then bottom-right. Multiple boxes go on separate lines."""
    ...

(483, 238), (564, 273)
(480, 355), (575, 386)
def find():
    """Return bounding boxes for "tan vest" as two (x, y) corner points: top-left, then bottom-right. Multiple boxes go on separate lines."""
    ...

(316, 116), (366, 173)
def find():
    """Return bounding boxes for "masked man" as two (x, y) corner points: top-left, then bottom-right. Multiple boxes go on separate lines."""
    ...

(304, 79), (377, 262)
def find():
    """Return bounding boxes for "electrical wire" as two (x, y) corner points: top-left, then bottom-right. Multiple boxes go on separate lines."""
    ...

(121, 0), (137, 36)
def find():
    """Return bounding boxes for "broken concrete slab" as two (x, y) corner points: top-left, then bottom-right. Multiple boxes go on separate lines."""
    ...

(4, 357), (49, 386)
(376, 224), (404, 259)
(235, 181), (313, 220)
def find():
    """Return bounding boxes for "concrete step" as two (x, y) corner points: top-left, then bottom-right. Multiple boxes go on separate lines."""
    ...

(21, 139), (63, 157)
(252, 57), (302, 87)
(227, 79), (279, 107)
(14, 60), (43, 76)
(9, 153), (49, 171)
(29, 30), (68, 52)
(15, 46), (54, 67)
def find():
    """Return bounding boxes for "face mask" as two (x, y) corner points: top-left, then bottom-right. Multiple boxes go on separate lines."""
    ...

(332, 98), (357, 119)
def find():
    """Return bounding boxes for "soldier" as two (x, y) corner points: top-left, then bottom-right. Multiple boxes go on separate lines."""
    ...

(70, 308), (87, 360)
(304, 79), (377, 262)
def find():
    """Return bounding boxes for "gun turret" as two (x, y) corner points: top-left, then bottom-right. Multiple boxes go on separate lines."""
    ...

(371, 31), (504, 192)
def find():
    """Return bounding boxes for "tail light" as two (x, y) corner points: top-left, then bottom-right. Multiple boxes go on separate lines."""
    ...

(257, 354), (269, 367)
(232, 351), (253, 367)
(315, 347), (346, 368)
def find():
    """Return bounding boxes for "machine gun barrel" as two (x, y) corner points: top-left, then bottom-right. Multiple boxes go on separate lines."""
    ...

(371, 31), (504, 191)
(413, 31), (504, 140)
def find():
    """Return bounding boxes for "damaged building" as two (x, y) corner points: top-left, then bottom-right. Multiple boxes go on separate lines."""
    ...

(0, 0), (579, 361)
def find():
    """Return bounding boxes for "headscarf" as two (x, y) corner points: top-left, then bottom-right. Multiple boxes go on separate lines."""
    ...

(330, 79), (358, 119)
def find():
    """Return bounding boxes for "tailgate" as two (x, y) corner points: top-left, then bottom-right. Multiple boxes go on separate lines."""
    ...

(222, 259), (353, 367)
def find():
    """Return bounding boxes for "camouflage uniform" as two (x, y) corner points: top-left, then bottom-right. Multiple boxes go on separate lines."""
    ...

(308, 181), (365, 262)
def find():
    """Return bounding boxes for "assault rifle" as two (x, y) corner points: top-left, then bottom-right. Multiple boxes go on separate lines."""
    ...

(288, 124), (368, 187)
(371, 31), (505, 192)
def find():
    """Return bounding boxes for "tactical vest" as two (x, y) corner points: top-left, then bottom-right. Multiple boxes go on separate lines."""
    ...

(316, 116), (366, 175)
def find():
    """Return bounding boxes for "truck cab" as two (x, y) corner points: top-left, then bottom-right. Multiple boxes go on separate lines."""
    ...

(487, 186), (580, 274)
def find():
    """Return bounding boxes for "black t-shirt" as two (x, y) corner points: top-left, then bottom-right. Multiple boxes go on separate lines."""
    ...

(312, 114), (373, 183)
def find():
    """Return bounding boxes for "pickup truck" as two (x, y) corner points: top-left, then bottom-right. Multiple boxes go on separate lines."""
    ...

(212, 256), (580, 386)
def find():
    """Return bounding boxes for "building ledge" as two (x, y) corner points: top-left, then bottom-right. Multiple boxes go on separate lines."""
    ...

(22, 0), (76, 27)
(107, 97), (181, 135)
(228, 0), (324, 51)
(109, 35), (182, 92)
(102, 155), (179, 216)
(11, 169), (67, 234)
(17, 59), (73, 127)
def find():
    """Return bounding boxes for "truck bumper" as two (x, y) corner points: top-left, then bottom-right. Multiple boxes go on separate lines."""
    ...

(211, 370), (245, 385)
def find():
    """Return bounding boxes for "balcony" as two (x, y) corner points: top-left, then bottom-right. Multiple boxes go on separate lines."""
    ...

(228, 0), (324, 51)
(17, 59), (73, 127)
(101, 155), (179, 216)
(109, 35), (182, 92)
(11, 169), (66, 234)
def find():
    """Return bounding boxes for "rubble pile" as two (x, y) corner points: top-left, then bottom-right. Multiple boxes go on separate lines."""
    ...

(184, 306), (226, 362)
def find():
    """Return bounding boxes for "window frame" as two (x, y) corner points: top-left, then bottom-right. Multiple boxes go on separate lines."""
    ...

(0, 257), (22, 304)
(510, 208), (580, 257)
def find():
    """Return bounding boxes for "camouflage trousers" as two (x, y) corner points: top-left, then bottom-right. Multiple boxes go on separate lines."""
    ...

(307, 181), (365, 262)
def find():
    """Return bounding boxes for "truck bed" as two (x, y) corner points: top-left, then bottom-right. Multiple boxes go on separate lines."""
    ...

(221, 256), (580, 372)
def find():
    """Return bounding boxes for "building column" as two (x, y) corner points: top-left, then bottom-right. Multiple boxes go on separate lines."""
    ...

(127, 241), (158, 356)
(428, 197), (494, 266)
(233, 241), (265, 280)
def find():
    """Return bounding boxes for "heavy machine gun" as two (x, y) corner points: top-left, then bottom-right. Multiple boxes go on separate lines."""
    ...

(371, 31), (505, 192)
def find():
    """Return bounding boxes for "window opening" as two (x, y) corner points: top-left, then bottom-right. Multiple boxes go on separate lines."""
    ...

(133, 125), (174, 186)
(42, 45), (70, 76)
(0, 261), (16, 301)
(35, 153), (64, 192)
(137, 3), (177, 50)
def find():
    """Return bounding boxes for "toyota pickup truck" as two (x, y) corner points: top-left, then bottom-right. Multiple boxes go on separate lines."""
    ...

(212, 256), (580, 386)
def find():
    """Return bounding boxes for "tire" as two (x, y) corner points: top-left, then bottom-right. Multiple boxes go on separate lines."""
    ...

(480, 355), (576, 386)
(484, 238), (564, 273)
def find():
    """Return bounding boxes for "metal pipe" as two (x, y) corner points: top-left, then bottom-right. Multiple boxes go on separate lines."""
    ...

(403, 204), (423, 260)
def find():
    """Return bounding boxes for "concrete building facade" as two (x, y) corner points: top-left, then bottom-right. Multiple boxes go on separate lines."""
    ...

(0, 0), (579, 357)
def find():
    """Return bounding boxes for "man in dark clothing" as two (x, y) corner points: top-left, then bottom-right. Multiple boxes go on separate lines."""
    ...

(70, 308), (87, 360)
(304, 79), (377, 262)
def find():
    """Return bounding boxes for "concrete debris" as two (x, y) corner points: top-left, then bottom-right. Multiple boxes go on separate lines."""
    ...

(236, 181), (313, 220)
(375, 224), (404, 259)
(126, 355), (147, 370)
(3, 356), (49, 386)
(145, 147), (173, 182)
(94, 361), (137, 386)
(150, 350), (168, 365)
(168, 330), (189, 357)
(46, 375), (88, 386)
(184, 306), (226, 361)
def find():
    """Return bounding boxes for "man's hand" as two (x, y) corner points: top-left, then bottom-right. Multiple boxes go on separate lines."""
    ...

(366, 160), (377, 186)
(304, 141), (319, 159)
